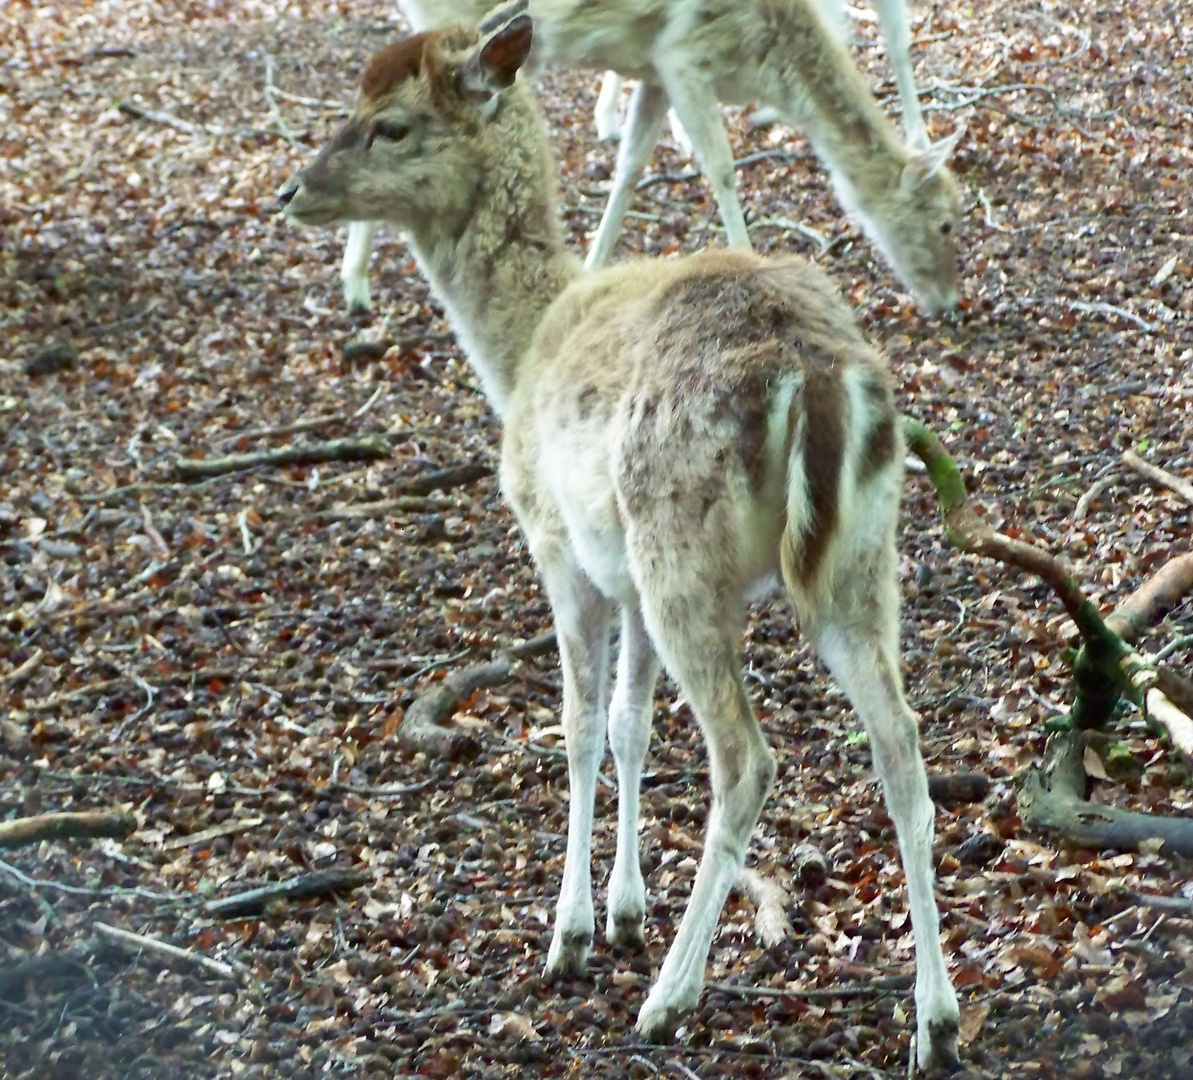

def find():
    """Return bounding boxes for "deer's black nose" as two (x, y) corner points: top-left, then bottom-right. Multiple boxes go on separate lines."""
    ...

(277, 179), (299, 206)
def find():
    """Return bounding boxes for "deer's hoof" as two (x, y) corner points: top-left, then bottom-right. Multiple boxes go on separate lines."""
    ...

(545, 928), (592, 979)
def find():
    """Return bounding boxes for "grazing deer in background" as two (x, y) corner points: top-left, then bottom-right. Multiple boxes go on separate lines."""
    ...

(280, 9), (961, 1070)
(338, 0), (958, 313)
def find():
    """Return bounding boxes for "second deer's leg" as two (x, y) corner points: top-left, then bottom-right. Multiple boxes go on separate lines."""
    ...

(606, 605), (660, 948)
(872, 0), (927, 147)
(652, 54), (751, 251)
(341, 221), (377, 312)
(632, 598), (775, 1038)
(594, 71), (625, 142)
(807, 572), (959, 1071)
(584, 79), (669, 270)
(539, 547), (615, 978)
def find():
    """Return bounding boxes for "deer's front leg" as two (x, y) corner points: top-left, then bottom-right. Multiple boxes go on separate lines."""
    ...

(341, 221), (377, 312)
(606, 606), (660, 949)
(653, 52), (751, 251)
(585, 80), (669, 270)
(538, 547), (614, 978)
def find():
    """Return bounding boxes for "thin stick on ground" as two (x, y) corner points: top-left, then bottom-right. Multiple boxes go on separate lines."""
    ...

(93, 921), (241, 981)
(1122, 450), (1193, 507)
(1, 649), (44, 688)
(205, 867), (368, 919)
(398, 632), (557, 758)
(173, 436), (390, 480)
(0, 810), (137, 850)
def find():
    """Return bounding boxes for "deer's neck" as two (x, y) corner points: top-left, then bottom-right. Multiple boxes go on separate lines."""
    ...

(405, 92), (580, 420)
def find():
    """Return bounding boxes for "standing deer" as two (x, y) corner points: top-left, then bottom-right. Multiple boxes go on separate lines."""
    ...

(279, 9), (961, 1070)
(338, 0), (958, 313)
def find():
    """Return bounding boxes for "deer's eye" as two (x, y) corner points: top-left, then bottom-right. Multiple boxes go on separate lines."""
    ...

(370, 120), (411, 146)
(940, 220), (954, 236)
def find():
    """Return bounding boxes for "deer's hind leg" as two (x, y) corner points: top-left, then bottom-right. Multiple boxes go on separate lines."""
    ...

(606, 606), (660, 949)
(629, 573), (775, 1039)
(803, 545), (959, 1070)
(537, 542), (616, 978)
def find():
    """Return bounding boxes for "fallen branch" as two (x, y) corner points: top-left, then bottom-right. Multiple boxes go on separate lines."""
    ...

(1145, 688), (1193, 760)
(0, 810), (137, 850)
(1122, 450), (1193, 507)
(205, 867), (368, 919)
(906, 417), (1193, 853)
(173, 436), (390, 480)
(393, 462), (493, 497)
(161, 816), (265, 852)
(705, 973), (913, 1000)
(1105, 552), (1193, 644)
(1, 648), (44, 688)
(93, 921), (240, 981)
(117, 101), (279, 141)
(398, 633), (556, 757)
(735, 868), (793, 947)
(1017, 729), (1193, 856)
(217, 414), (345, 446)
(311, 495), (453, 522)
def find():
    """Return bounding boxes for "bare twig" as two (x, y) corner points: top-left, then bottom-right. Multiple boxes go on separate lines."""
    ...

(310, 495), (452, 522)
(161, 817), (266, 852)
(206, 867), (368, 918)
(704, 973), (913, 1000)
(1074, 474), (1117, 521)
(93, 922), (240, 981)
(216, 414), (345, 446)
(1146, 689), (1193, 761)
(173, 436), (390, 480)
(1, 649), (44, 688)
(0, 810), (136, 850)
(1122, 450), (1193, 507)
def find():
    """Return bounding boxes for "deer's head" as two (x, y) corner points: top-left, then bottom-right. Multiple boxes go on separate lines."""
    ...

(278, 5), (534, 234)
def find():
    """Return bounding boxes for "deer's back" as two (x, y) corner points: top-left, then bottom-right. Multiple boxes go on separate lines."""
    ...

(502, 250), (895, 602)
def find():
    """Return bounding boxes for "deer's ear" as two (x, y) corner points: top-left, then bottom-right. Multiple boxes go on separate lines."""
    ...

(901, 127), (963, 191)
(459, 10), (534, 103)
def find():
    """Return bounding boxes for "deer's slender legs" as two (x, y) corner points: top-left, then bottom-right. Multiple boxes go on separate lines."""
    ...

(341, 221), (377, 312)
(806, 564), (959, 1071)
(539, 546), (615, 977)
(594, 71), (625, 142)
(872, 0), (927, 147)
(605, 605), (660, 948)
(652, 54), (751, 251)
(585, 80), (669, 270)
(631, 589), (775, 1038)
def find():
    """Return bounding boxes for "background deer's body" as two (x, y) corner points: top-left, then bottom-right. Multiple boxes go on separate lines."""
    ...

(281, 16), (960, 1069)
(340, 0), (957, 313)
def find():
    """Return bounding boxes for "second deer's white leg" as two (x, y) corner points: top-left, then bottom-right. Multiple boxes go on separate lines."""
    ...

(584, 80), (669, 270)
(606, 606), (660, 948)
(653, 56), (751, 251)
(539, 547), (615, 977)
(341, 221), (377, 311)
(594, 71), (625, 142)
(873, 0), (927, 147)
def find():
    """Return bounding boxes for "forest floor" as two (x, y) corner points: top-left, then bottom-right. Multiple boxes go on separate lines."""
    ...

(2, 1), (1192, 1077)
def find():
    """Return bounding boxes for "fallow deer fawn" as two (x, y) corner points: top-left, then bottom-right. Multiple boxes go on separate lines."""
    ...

(338, 0), (959, 314)
(280, 9), (961, 1069)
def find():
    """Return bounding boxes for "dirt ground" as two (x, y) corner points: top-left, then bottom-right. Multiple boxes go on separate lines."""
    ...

(2, 1), (1192, 1077)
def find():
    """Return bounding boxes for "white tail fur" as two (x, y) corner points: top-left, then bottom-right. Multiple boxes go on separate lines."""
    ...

(281, 12), (960, 1070)
(336, 0), (958, 313)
